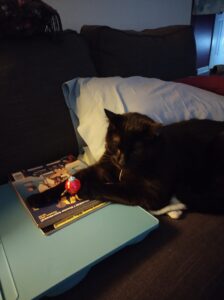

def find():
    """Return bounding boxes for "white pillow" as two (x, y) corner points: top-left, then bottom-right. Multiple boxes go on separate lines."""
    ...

(63, 77), (125, 160)
(63, 76), (224, 162)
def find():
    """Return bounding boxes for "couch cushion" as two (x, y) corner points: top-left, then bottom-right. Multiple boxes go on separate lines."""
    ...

(81, 25), (197, 81)
(0, 30), (97, 184)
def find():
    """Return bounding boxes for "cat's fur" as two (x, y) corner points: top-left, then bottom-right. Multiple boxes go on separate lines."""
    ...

(28, 109), (224, 217)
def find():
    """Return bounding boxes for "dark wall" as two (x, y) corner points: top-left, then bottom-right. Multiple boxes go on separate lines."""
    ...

(191, 14), (215, 68)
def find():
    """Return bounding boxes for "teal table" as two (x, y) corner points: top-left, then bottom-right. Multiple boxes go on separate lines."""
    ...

(0, 184), (159, 300)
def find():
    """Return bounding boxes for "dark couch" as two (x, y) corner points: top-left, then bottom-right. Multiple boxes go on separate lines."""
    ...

(0, 25), (196, 184)
(1, 25), (224, 300)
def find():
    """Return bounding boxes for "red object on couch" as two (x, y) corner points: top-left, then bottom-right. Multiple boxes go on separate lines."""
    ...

(175, 76), (224, 96)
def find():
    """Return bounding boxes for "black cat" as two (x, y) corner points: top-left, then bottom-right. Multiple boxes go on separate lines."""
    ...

(27, 109), (224, 218)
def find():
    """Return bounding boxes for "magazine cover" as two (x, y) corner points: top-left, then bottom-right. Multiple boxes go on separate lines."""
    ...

(10, 155), (108, 235)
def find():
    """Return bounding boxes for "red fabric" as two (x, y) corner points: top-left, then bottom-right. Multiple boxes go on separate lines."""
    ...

(175, 76), (224, 96)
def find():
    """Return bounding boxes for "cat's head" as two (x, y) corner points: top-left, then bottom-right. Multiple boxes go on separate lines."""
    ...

(104, 109), (162, 169)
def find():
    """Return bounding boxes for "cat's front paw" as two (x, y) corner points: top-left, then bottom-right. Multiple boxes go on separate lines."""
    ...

(27, 182), (65, 208)
(76, 182), (98, 200)
(74, 167), (106, 200)
(27, 193), (49, 208)
(74, 169), (97, 200)
(75, 178), (102, 200)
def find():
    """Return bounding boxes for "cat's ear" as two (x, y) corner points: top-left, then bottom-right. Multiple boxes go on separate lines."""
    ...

(104, 109), (117, 120)
(104, 109), (122, 126)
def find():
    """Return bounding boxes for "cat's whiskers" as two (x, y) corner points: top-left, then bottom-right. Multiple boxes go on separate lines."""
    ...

(119, 169), (123, 181)
(103, 153), (123, 181)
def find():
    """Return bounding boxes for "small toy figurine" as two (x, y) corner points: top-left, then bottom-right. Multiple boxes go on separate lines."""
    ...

(65, 176), (81, 195)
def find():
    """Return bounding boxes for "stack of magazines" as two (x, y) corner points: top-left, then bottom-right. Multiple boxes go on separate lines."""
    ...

(10, 155), (108, 235)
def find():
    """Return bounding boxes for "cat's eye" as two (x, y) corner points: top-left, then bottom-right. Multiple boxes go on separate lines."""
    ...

(106, 136), (120, 154)
(112, 134), (120, 144)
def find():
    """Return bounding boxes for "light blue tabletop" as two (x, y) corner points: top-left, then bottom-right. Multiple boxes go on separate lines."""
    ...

(0, 184), (159, 300)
